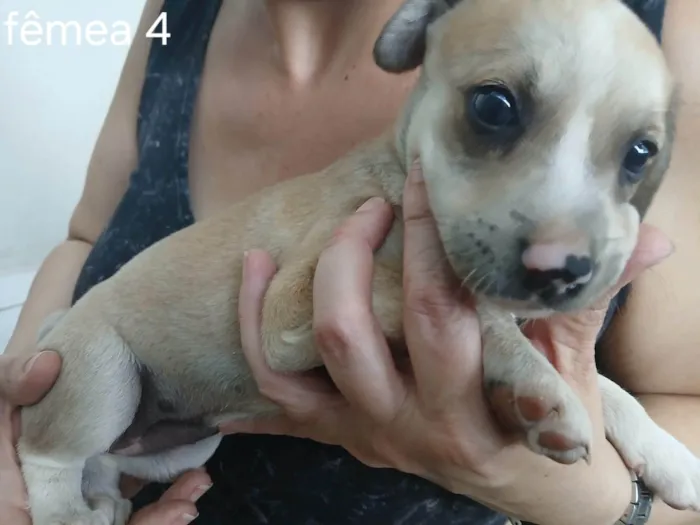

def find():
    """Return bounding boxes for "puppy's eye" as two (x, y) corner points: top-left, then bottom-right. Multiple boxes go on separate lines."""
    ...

(622, 139), (658, 183)
(468, 85), (519, 132)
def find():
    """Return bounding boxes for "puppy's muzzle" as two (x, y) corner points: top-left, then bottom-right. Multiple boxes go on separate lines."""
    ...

(515, 231), (594, 307)
(520, 243), (593, 304)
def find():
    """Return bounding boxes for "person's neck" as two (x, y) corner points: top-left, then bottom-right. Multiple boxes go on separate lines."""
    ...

(261, 0), (404, 85)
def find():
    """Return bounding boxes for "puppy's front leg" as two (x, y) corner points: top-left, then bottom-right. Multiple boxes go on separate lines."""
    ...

(477, 303), (593, 464)
(599, 375), (700, 511)
(259, 258), (321, 372)
(259, 255), (403, 373)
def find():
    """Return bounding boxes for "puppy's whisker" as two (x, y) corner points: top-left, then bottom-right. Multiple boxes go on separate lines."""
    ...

(461, 268), (479, 290)
(472, 271), (495, 295)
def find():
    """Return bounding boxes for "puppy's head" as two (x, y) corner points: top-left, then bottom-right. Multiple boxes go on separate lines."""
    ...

(375, 0), (677, 315)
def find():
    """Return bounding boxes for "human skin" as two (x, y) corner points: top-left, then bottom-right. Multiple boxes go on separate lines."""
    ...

(2, 0), (700, 523)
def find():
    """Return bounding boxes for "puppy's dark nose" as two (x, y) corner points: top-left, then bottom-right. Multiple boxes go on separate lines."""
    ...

(520, 242), (594, 301)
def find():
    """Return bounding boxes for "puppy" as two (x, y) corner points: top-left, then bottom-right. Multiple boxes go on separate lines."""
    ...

(18, 0), (700, 524)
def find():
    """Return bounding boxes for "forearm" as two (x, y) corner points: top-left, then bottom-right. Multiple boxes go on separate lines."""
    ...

(4, 239), (92, 356)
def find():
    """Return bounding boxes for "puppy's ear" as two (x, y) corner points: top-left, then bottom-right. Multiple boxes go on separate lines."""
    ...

(373, 0), (461, 73)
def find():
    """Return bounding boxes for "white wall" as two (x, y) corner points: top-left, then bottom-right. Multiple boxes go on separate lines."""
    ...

(0, 0), (145, 276)
(0, 1), (145, 349)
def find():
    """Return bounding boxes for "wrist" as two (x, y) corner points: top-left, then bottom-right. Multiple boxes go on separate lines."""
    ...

(528, 439), (631, 525)
(469, 437), (632, 525)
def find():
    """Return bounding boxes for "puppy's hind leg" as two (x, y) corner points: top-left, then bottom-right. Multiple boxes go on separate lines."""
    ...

(18, 326), (141, 525)
(107, 434), (223, 483)
(260, 253), (404, 374)
(599, 374), (700, 512)
(80, 434), (223, 525)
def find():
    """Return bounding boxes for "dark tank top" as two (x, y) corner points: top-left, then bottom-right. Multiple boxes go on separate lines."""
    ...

(72, 1), (667, 523)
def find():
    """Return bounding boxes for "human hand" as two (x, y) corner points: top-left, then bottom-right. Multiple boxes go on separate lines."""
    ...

(0, 351), (61, 524)
(0, 351), (211, 525)
(224, 160), (673, 520)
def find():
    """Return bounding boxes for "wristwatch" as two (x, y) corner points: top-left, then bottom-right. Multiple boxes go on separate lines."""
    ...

(617, 472), (654, 525)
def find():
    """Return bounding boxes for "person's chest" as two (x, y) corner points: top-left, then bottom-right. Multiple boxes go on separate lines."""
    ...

(186, 9), (419, 222)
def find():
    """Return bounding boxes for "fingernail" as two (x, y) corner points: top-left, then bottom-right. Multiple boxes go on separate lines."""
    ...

(357, 197), (386, 212)
(22, 351), (49, 374)
(242, 251), (250, 275)
(662, 239), (676, 259)
(649, 238), (675, 266)
(181, 513), (199, 523)
(189, 483), (212, 502)
(409, 159), (423, 181)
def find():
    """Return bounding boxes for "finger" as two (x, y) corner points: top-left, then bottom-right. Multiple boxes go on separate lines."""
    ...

(158, 468), (212, 502)
(402, 161), (463, 314)
(605, 223), (674, 302)
(332, 197), (395, 251)
(121, 468), (211, 502)
(313, 198), (408, 422)
(0, 402), (30, 510)
(0, 351), (62, 406)
(128, 499), (199, 525)
(127, 470), (212, 525)
(238, 250), (341, 416)
(401, 161), (483, 406)
(0, 508), (30, 525)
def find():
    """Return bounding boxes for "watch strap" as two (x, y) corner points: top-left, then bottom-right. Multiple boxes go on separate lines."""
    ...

(616, 472), (654, 525)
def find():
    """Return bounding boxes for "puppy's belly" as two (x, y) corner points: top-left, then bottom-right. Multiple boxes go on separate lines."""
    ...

(106, 354), (280, 457)
(109, 420), (218, 456)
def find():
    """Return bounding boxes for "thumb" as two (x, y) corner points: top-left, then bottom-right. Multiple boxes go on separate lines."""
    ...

(402, 159), (462, 316)
(601, 223), (674, 306)
(0, 351), (62, 407)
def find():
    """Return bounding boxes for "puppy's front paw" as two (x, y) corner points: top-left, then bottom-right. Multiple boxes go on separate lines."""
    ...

(487, 376), (592, 465)
(618, 425), (700, 512)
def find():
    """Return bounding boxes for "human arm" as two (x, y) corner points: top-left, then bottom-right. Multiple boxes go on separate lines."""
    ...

(0, 2), (213, 523)
(227, 162), (673, 525)
(225, 1), (700, 522)
(2, 0), (165, 359)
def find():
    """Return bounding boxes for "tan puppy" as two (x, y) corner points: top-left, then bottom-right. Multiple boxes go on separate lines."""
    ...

(17, 0), (700, 524)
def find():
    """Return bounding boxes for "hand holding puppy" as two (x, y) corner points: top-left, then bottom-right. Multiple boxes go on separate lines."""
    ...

(225, 161), (675, 523)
